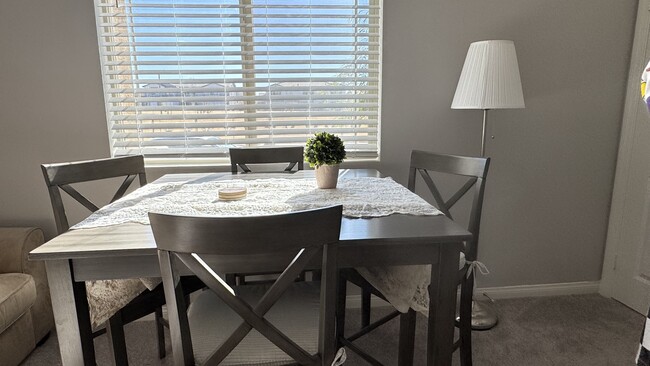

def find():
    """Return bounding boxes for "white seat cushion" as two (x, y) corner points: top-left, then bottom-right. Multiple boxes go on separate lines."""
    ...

(187, 282), (321, 365)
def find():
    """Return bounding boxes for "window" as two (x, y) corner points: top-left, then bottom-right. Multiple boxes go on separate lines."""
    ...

(94, 0), (382, 164)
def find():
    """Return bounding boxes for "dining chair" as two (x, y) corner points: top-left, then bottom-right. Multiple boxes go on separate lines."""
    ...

(41, 155), (203, 365)
(338, 150), (490, 366)
(228, 146), (306, 285)
(149, 205), (343, 366)
(229, 146), (304, 174)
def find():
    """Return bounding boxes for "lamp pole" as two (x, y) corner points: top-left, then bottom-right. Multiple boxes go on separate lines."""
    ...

(470, 107), (499, 331)
(481, 109), (489, 157)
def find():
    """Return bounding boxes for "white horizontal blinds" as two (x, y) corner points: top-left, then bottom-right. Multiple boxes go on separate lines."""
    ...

(95, 0), (382, 159)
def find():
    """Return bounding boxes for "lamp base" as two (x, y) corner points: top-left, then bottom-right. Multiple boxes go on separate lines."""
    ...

(456, 298), (499, 330)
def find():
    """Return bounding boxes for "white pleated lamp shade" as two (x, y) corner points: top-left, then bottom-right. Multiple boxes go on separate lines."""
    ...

(451, 40), (525, 110)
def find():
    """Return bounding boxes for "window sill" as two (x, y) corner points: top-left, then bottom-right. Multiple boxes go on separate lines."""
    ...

(143, 157), (381, 176)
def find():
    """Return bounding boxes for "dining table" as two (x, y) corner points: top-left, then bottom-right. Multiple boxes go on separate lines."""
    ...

(29, 168), (471, 366)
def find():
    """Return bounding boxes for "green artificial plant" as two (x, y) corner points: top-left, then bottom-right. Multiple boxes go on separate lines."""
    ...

(304, 132), (346, 168)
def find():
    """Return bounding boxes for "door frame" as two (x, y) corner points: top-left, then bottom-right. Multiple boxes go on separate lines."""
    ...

(600, 0), (649, 299)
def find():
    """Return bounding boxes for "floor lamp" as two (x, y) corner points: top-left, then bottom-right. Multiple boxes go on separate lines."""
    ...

(451, 40), (525, 330)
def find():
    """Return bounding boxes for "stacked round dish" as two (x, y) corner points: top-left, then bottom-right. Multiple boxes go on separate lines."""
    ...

(218, 187), (247, 201)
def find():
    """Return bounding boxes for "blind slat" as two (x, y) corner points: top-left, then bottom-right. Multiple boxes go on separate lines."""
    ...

(99, 3), (379, 9)
(107, 85), (377, 93)
(113, 127), (377, 139)
(99, 22), (380, 29)
(103, 68), (377, 76)
(104, 59), (380, 67)
(102, 50), (380, 57)
(111, 119), (379, 131)
(108, 94), (379, 104)
(99, 41), (380, 47)
(103, 76), (380, 85)
(114, 135), (378, 148)
(111, 110), (379, 121)
(98, 12), (380, 19)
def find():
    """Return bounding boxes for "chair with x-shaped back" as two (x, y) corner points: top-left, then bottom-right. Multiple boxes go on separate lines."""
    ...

(228, 146), (307, 286)
(229, 147), (304, 174)
(41, 155), (203, 365)
(41, 156), (147, 233)
(150, 205), (342, 366)
(338, 150), (490, 366)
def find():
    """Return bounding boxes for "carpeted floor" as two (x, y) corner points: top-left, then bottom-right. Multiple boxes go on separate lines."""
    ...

(21, 294), (643, 365)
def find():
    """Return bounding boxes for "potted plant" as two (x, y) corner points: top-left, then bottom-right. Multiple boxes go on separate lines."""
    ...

(305, 132), (346, 189)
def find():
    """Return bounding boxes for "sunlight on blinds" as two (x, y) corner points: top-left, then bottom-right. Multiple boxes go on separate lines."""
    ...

(94, 0), (382, 162)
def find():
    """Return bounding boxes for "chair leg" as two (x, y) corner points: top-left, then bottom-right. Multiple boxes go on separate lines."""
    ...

(312, 269), (322, 281)
(155, 306), (166, 359)
(107, 311), (129, 366)
(398, 309), (416, 366)
(459, 275), (474, 366)
(336, 273), (347, 345)
(361, 288), (371, 328)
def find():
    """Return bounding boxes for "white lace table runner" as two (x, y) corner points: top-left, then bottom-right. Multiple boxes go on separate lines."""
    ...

(73, 177), (441, 228)
(75, 176), (442, 328)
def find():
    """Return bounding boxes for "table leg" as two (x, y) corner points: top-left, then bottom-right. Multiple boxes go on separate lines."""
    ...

(427, 245), (461, 366)
(361, 289), (371, 328)
(72, 281), (97, 366)
(45, 259), (86, 366)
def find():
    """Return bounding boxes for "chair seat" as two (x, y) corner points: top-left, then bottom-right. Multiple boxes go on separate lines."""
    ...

(0, 273), (36, 334)
(188, 281), (321, 365)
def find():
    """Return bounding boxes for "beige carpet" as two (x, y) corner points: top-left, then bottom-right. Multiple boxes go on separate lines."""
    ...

(21, 294), (643, 365)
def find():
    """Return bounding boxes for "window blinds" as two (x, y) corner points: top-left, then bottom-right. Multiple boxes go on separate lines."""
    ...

(94, 0), (382, 161)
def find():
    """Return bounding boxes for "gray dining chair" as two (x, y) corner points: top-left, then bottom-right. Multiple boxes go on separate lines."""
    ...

(338, 150), (490, 366)
(228, 146), (306, 285)
(41, 155), (203, 365)
(149, 206), (342, 365)
(229, 146), (304, 174)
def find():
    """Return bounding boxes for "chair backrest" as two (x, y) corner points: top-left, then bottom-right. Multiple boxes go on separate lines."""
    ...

(41, 155), (147, 235)
(407, 150), (490, 261)
(150, 206), (342, 366)
(229, 147), (304, 174)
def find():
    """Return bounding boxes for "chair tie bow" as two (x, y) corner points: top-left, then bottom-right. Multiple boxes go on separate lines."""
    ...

(466, 260), (490, 279)
(331, 348), (347, 366)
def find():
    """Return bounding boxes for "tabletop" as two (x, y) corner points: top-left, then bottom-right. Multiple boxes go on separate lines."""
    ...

(30, 169), (471, 262)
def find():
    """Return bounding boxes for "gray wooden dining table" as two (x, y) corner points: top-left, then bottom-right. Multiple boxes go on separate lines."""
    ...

(29, 169), (471, 366)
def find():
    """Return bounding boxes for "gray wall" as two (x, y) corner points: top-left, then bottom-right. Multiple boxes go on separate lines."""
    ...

(0, 0), (637, 288)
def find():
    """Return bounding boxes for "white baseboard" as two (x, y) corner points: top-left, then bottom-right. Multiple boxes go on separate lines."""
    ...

(475, 281), (601, 300)
(135, 281), (601, 321)
(346, 280), (602, 309)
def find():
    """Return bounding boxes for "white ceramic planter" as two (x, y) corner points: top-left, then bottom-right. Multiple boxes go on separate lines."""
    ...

(315, 164), (340, 189)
